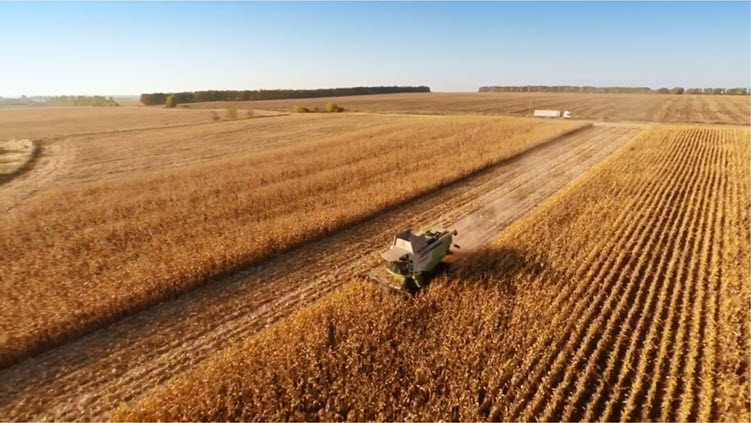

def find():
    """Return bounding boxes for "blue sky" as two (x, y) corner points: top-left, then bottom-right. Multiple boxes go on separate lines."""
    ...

(1, 1), (748, 96)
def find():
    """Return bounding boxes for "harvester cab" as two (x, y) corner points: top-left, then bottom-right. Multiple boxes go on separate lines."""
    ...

(363, 228), (458, 293)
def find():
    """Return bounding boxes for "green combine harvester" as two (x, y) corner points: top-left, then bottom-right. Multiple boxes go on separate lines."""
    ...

(363, 228), (459, 292)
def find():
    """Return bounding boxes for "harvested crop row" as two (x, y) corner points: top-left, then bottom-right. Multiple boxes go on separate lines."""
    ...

(0, 106), (218, 140)
(114, 125), (750, 421)
(0, 115), (583, 366)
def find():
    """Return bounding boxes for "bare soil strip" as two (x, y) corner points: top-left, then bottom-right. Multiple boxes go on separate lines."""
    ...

(0, 125), (637, 421)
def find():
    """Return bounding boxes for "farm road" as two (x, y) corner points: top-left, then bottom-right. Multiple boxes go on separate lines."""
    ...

(0, 124), (638, 421)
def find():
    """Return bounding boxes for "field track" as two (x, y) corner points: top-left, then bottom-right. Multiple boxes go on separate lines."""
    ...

(0, 125), (638, 420)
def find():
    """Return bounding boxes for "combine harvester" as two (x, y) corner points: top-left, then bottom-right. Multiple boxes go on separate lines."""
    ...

(362, 228), (459, 293)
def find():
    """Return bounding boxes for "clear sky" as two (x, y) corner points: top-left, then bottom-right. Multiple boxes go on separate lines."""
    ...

(1, 1), (749, 96)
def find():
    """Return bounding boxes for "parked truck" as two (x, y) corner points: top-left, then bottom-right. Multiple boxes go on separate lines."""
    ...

(533, 109), (571, 119)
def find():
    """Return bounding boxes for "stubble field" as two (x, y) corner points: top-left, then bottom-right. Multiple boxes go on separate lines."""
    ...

(182, 91), (751, 125)
(0, 106), (223, 140)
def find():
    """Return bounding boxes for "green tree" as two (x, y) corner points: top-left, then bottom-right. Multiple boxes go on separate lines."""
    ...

(165, 95), (176, 108)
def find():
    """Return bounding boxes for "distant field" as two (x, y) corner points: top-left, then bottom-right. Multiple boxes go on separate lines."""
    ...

(182, 92), (751, 125)
(0, 113), (583, 366)
(0, 106), (221, 139)
(117, 125), (750, 422)
(3, 113), (410, 194)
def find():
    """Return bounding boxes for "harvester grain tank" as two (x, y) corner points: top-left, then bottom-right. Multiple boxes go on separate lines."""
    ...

(533, 109), (571, 119)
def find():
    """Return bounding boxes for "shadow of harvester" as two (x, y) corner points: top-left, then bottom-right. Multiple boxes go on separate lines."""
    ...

(438, 246), (559, 295)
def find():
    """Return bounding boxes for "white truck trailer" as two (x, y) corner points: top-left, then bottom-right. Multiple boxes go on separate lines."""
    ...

(533, 109), (571, 119)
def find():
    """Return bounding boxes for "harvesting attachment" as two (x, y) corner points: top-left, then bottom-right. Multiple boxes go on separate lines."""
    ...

(362, 228), (459, 293)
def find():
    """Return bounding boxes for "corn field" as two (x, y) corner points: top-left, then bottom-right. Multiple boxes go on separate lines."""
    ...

(0, 116), (583, 367)
(114, 125), (750, 421)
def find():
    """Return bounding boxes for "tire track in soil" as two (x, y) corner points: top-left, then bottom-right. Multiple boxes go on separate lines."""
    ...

(0, 125), (637, 421)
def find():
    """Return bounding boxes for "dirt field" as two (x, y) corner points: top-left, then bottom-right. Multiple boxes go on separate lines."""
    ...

(114, 125), (751, 422)
(0, 124), (637, 421)
(181, 92), (751, 125)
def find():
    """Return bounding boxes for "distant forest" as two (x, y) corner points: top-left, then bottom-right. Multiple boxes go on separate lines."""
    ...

(0, 95), (119, 107)
(140, 86), (431, 106)
(479, 86), (749, 95)
(46, 96), (119, 106)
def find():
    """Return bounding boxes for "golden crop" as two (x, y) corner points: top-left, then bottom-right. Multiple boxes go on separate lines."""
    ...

(114, 125), (750, 421)
(0, 114), (583, 366)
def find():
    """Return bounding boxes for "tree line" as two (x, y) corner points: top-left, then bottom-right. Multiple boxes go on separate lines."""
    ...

(478, 86), (749, 95)
(0, 95), (119, 107)
(45, 96), (119, 106)
(141, 86), (431, 106)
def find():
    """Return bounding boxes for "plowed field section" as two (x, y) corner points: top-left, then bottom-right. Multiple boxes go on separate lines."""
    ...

(114, 126), (749, 421)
